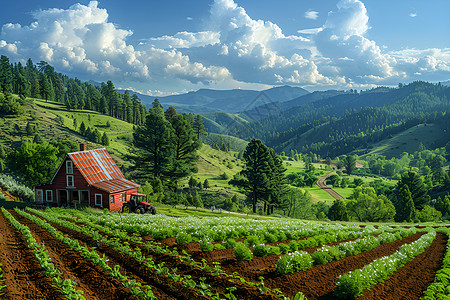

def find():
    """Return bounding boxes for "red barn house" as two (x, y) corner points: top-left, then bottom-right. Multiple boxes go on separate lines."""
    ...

(35, 146), (140, 212)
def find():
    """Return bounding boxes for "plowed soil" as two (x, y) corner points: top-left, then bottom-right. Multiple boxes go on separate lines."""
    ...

(1, 209), (448, 300)
(0, 212), (64, 300)
(356, 232), (447, 300)
(11, 210), (141, 300)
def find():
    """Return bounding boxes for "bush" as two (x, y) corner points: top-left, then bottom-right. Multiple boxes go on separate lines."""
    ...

(214, 243), (225, 250)
(0, 193), (5, 201)
(176, 233), (192, 245)
(234, 242), (253, 261)
(253, 244), (269, 257)
(245, 235), (260, 246)
(279, 243), (290, 254)
(224, 238), (237, 249)
(289, 240), (299, 251)
(275, 251), (313, 275)
(264, 233), (278, 243)
(200, 240), (214, 252)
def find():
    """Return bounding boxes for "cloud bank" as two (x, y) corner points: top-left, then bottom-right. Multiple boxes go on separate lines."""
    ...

(0, 0), (449, 93)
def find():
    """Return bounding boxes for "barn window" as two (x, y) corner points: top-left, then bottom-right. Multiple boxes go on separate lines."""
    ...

(110, 195), (114, 204)
(66, 161), (73, 174)
(95, 194), (103, 206)
(122, 192), (126, 202)
(67, 175), (74, 187)
(36, 189), (43, 203)
(46, 190), (53, 202)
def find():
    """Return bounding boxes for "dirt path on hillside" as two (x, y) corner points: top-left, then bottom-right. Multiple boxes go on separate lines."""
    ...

(316, 170), (345, 200)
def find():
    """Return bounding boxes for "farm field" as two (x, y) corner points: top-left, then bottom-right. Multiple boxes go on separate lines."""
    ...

(0, 207), (448, 300)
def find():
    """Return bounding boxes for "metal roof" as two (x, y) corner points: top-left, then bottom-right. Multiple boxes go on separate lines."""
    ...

(91, 178), (140, 193)
(68, 148), (140, 193)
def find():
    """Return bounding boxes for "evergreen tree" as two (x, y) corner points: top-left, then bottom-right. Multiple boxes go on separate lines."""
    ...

(0, 55), (13, 94)
(79, 121), (86, 136)
(266, 148), (288, 215)
(188, 176), (197, 189)
(26, 122), (35, 135)
(192, 191), (203, 209)
(101, 132), (109, 146)
(394, 184), (417, 222)
(133, 99), (175, 181)
(192, 115), (206, 139)
(342, 155), (357, 175)
(203, 179), (210, 189)
(165, 108), (201, 188)
(231, 139), (272, 213)
(396, 171), (430, 210)
(92, 128), (101, 143)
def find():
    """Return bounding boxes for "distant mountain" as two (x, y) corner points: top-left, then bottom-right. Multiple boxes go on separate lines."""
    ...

(121, 86), (309, 114)
(441, 80), (450, 86)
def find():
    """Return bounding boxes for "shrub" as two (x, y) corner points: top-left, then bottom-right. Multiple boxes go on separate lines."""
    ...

(275, 251), (313, 275)
(279, 243), (290, 254)
(253, 244), (269, 257)
(311, 247), (333, 264)
(214, 243), (225, 250)
(200, 240), (214, 252)
(234, 242), (252, 261)
(288, 240), (299, 251)
(224, 238), (237, 249)
(176, 233), (192, 245)
(264, 233), (278, 243)
(245, 235), (260, 246)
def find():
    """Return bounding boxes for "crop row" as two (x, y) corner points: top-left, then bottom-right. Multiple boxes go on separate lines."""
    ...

(335, 230), (436, 298)
(26, 208), (251, 299)
(275, 228), (417, 275)
(1, 207), (84, 299)
(422, 227), (450, 300)
(16, 208), (157, 299)
(86, 211), (370, 242)
(29, 208), (302, 299)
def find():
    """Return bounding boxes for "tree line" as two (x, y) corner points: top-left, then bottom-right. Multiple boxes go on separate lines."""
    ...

(0, 55), (147, 125)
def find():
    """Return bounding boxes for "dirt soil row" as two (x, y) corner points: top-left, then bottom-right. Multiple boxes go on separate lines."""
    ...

(0, 212), (65, 300)
(11, 210), (143, 300)
(33, 211), (278, 300)
(16, 209), (448, 300)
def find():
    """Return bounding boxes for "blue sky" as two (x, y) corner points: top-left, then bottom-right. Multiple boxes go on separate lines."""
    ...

(0, 0), (449, 96)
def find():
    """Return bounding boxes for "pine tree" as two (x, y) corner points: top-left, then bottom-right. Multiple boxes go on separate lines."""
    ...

(26, 122), (35, 135)
(101, 132), (109, 146)
(203, 179), (210, 189)
(396, 171), (430, 210)
(394, 184), (416, 222)
(342, 155), (357, 175)
(133, 99), (175, 181)
(266, 148), (288, 215)
(192, 191), (203, 209)
(192, 115), (206, 139)
(79, 121), (86, 136)
(231, 139), (272, 213)
(165, 108), (201, 188)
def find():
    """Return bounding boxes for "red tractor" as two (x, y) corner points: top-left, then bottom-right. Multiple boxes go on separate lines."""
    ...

(121, 193), (157, 214)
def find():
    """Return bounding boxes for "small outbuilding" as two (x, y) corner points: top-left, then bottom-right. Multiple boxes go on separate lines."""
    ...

(35, 144), (140, 212)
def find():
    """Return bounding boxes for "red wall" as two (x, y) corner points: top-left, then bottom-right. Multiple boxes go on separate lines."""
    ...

(36, 157), (138, 212)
